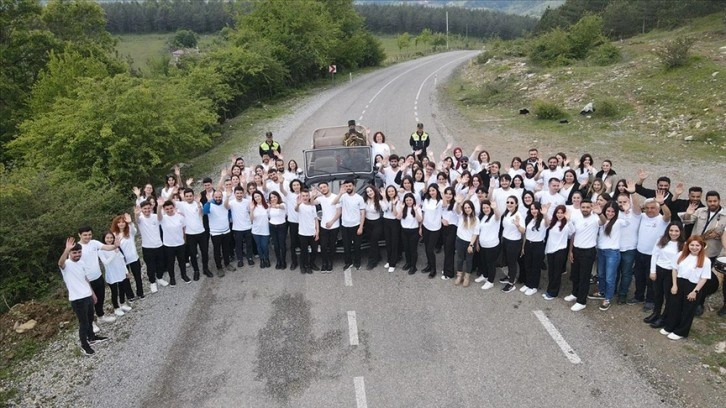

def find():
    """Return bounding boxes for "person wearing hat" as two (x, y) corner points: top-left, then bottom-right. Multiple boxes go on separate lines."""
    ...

(409, 122), (430, 161)
(344, 120), (366, 147)
(259, 131), (281, 159)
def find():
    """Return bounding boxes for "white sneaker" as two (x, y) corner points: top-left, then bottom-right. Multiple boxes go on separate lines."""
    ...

(563, 294), (577, 302)
(474, 276), (487, 283)
(542, 293), (555, 300)
(481, 281), (494, 290)
(388, 267), (395, 273)
(156, 279), (169, 287)
(525, 288), (538, 296)
(570, 303), (586, 312)
(667, 332), (683, 340)
(92, 322), (100, 334)
(441, 275), (450, 280)
(659, 328), (671, 336)
(519, 285), (529, 293)
(114, 308), (125, 317)
(100, 315), (117, 323)
(384, 263), (390, 268)
(150, 283), (158, 293)
(120, 304), (132, 312)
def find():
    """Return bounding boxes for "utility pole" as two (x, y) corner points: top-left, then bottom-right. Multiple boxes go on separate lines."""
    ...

(446, 11), (449, 50)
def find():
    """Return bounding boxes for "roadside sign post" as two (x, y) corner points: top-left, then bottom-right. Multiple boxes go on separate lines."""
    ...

(329, 64), (337, 84)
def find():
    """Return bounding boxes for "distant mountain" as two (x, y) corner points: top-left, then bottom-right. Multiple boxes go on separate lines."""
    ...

(354, 0), (565, 16)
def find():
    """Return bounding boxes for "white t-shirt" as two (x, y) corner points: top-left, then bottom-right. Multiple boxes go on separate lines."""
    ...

(501, 212), (524, 241)
(365, 200), (382, 220)
(117, 225), (139, 264)
(597, 219), (628, 250)
(381, 199), (398, 220)
(269, 204), (287, 225)
(676, 255), (712, 284)
(442, 205), (459, 227)
(371, 142), (390, 159)
(545, 221), (574, 254)
(523, 176), (541, 192)
(491, 188), (514, 213)
(175, 201), (204, 235)
(137, 214), (162, 249)
(651, 240), (680, 272)
(619, 211), (641, 251)
(229, 198), (252, 231)
(285, 191), (299, 223)
(382, 167), (401, 188)
(540, 168), (565, 186)
(536, 190), (566, 218)
(575, 167), (592, 185)
(525, 218), (547, 242)
(60, 259), (93, 301)
(636, 214), (669, 255)
(340, 193), (365, 227)
(99, 249), (127, 284)
(80, 240), (104, 281)
(315, 194), (341, 230)
(206, 202), (230, 236)
(477, 214), (500, 248)
(422, 199), (443, 231)
(161, 213), (186, 247)
(456, 217), (479, 241)
(399, 205), (421, 229)
(571, 215), (600, 249)
(297, 203), (318, 236)
(251, 206), (270, 235)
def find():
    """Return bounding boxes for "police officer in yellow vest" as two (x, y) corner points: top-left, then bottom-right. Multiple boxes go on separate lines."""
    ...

(409, 122), (430, 161)
(259, 131), (281, 159)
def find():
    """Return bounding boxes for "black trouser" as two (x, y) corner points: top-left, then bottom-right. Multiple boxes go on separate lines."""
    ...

(479, 245), (500, 283)
(698, 257), (723, 306)
(382, 218), (400, 267)
(288, 222), (300, 265)
(299, 234), (318, 268)
(319, 227), (338, 268)
(664, 278), (699, 337)
(546, 248), (568, 296)
(89, 276), (106, 317)
(126, 260), (142, 298)
(634, 251), (654, 303)
(70, 296), (94, 346)
(571, 246), (596, 305)
(524, 240), (545, 289)
(422, 227), (440, 269)
(234, 229), (255, 261)
(270, 223), (288, 264)
(653, 265), (673, 318)
(210, 232), (232, 268)
(164, 244), (187, 282)
(186, 231), (210, 272)
(442, 225), (457, 276)
(108, 279), (134, 308)
(365, 218), (382, 266)
(341, 225), (362, 266)
(141, 246), (164, 283)
(454, 237), (474, 273)
(501, 238), (521, 282)
(401, 227), (419, 268)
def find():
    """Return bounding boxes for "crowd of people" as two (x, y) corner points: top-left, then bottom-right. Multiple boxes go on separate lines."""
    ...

(59, 127), (726, 355)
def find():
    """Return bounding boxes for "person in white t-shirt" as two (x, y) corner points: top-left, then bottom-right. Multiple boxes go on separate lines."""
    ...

(203, 191), (234, 276)
(566, 200), (600, 311)
(543, 205), (574, 299)
(540, 156), (565, 187)
(111, 213), (143, 298)
(398, 192), (423, 274)
(662, 236), (712, 340)
(99, 231), (134, 317)
(535, 177), (566, 219)
(250, 191), (271, 268)
(296, 189), (320, 274)
(475, 200), (501, 289)
(59, 237), (107, 355)
(177, 188), (211, 279)
(381, 185), (401, 273)
(267, 191), (288, 270)
(313, 181), (341, 272)
(227, 185), (255, 267)
(631, 196), (671, 310)
(77, 226), (118, 325)
(333, 180), (366, 270)
(646, 222), (685, 328)
(453, 197), (479, 287)
(158, 200), (188, 285)
(281, 179), (304, 271)
(363, 185), (384, 270)
(591, 201), (630, 310)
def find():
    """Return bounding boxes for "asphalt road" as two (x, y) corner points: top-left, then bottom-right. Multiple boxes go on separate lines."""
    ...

(139, 51), (671, 408)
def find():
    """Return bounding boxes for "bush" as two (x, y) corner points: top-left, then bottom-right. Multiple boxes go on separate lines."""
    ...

(476, 50), (494, 64)
(170, 29), (198, 49)
(533, 100), (566, 120)
(587, 43), (621, 66)
(654, 36), (696, 69)
(597, 99), (623, 118)
(528, 28), (572, 66)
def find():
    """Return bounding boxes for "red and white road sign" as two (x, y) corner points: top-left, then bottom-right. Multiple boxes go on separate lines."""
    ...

(329, 65), (337, 74)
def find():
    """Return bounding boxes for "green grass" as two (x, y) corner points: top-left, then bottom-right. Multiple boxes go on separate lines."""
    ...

(376, 34), (485, 64)
(114, 33), (216, 70)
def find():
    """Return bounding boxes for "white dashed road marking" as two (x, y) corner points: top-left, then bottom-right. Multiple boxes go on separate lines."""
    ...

(347, 311), (359, 346)
(344, 269), (353, 286)
(354, 376), (368, 408)
(533, 310), (582, 364)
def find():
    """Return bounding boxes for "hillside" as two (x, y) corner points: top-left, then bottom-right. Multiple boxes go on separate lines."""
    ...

(354, 0), (564, 16)
(446, 13), (726, 162)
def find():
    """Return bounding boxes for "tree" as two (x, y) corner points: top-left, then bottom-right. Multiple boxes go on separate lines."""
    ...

(170, 29), (198, 49)
(431, 33), (447, 51)
(415, 28), (432, 49)
(397, 32), (411, 52)
(567, 14), (605, 60)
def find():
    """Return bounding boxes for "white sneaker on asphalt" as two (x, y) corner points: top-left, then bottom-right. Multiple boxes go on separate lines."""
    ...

(667, 332), (682, 340)
(570, 303), (586, 312)
(156, 279), (169, 287)
(120, 304), (132, 312)
(519, 285), (529, 293)
(481, 281), (494, 290)
(92, 322), (100, 334)
(384, 263), (390, 268)
(99, 315), (116, 323)
(114, 308), (125, 317)
(525, 288), (538, 296)
(388, 267), (395, 273)
(563, 294), (577, 302)
(474, 276), (487, 283)
(542, 293), (555, 301)
(659, 328), (671, 336)
(150, 283), (158, 293)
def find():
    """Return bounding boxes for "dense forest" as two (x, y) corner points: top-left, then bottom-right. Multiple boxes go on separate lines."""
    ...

(0, 0), (383, 310)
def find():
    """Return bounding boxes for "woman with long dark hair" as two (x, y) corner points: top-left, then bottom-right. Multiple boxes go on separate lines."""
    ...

(454, 198), (479, 287)
(381, 185), (400, 273)
(398, 193), (422, 274)
(249, 191), (271, 268)
(476, 200), (501, 290)
(591, 201), (629, 310)
(111, 213), (142, 298)
(520, 202), (547, 296)
(421, 184), (443, 278)
(268, 191), (287, 270)
(644, 222), (685, 328)
(440, 187), (459, 280)
(498, 195), (525, 293)
(543, 205), (574, 299)
(364, 185), (384, 270)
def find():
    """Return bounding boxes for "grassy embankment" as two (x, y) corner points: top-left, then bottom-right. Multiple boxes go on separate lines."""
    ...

(445, 13), (726, 162)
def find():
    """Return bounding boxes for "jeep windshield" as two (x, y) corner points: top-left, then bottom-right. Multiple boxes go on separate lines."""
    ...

(303, 146), (374, 181)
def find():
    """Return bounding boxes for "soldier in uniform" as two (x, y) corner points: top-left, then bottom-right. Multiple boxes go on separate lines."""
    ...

(409, 122), (430, 161)
(344, 119), (366, 147)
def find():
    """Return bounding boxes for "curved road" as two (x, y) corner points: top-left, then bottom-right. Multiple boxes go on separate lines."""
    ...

(96, 51), (671, 408)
